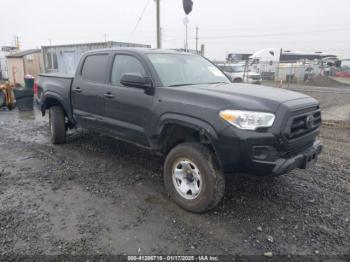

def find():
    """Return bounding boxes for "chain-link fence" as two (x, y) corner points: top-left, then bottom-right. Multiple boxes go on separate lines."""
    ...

(249, 60), (342, 85)
(247, 61), (350, 124)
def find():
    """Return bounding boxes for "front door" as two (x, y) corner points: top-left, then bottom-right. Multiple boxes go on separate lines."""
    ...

(103, 54), (154, 147)
(71, 53), (109, 130)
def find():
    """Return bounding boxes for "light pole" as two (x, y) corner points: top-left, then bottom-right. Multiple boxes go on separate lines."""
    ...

(155, 0), (193, 50)
(183, 16), (189, 52)
(182, 0), (193, 52)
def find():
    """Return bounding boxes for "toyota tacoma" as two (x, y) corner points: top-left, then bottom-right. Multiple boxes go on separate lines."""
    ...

(38, 48), (323, 213)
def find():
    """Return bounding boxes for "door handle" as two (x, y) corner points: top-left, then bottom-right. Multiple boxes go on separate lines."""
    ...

(104, 92), (114, 99)
(74, 87), (82, 93)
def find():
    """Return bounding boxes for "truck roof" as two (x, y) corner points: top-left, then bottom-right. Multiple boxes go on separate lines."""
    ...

(84, 47), (196, 56)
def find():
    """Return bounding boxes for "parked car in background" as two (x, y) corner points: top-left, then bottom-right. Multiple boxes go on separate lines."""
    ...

(336, 70), (350, 77)
(216, 63), (262, 84)
(322, 57), (341, 67)
(335, 59), (350, 77)
(340, 59), (350, 70)
(304, 67), (316, 82)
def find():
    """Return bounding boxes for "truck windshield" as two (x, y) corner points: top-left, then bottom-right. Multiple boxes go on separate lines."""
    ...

(147, 53), (230, 87)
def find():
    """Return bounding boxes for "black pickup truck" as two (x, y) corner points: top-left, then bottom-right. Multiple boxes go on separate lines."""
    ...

(38, 48), (322, 213)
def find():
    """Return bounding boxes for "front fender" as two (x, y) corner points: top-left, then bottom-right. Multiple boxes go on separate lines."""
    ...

(157, 113), (219, 141)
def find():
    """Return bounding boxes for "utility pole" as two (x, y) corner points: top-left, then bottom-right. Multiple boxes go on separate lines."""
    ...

(195, 26), (199, 53)
(160, 27), (163, 46)
(185, 22), (188, 51)
(14, 36), (20, 51)
(156, 0), (161, 49)
(104, 34), (107, 43)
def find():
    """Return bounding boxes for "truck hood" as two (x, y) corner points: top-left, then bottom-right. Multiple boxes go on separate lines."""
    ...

(162, 83), (314, 113)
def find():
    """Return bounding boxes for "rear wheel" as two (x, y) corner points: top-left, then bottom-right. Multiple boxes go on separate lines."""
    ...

(0, 91), (5, 107)
(7, 103), (15, 110)
(164, 143), (225, 213)
(233, 78), (243, 83)
(49, 106), (66, 144)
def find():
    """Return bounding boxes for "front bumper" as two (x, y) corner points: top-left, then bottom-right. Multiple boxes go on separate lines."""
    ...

(250, 140), (323, 176)
(214, 126), (322, 176)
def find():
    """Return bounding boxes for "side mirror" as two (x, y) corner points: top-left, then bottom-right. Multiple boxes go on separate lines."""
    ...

(120, 73), (154, 94)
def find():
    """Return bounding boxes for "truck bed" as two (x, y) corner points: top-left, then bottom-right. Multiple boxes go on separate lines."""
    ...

(38, 73), (75, 79)
(38, 73), (75, 121)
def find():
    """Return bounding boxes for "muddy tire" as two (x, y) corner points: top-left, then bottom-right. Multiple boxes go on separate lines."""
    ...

(49, 106), (66, 144)
(7, 103), (15, 110)
(0, 91), (5, 107)
(164, 143), (225, 213)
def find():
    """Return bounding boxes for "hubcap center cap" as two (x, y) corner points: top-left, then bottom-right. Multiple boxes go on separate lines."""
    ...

(186, 171), (195, 182)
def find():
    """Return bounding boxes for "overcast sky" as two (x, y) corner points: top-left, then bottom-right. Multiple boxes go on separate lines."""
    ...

(1, 0), (350, 60)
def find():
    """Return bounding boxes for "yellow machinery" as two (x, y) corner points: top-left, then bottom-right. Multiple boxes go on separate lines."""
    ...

(0, 82), (16, 110)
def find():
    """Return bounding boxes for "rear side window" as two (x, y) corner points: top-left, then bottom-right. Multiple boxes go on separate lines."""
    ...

(81, 54), (109, 83)
(111, 55), (146, 86)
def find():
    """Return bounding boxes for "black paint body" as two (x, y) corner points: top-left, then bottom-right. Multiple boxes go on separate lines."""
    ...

(38, 48), (322, 176)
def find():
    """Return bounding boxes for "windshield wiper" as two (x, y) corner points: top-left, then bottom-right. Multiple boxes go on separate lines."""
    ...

(168, 82), (229, 87)
(207, 82), (229, 85)
(168, 83), (199, 87)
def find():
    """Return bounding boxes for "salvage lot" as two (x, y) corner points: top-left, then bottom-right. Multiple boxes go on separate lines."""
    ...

(0, 85), (350, 256)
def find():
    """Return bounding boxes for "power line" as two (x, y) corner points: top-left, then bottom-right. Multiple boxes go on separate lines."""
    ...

(162, 27), (350, 42)
(128, 0), (152, 41)
(151, 22), (350, 34)
(198, 27), (350, 40)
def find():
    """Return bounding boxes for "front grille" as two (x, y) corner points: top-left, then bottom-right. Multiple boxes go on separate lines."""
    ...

(285, 107), (321, 140)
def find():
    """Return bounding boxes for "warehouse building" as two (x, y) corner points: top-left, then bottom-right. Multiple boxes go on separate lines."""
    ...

(42, 41), (151, 74)
(6, 49), (43, 85)
(0, 46), (17, 80)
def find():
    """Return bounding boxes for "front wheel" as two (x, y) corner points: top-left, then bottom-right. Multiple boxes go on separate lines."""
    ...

(164, 143), (225, 213)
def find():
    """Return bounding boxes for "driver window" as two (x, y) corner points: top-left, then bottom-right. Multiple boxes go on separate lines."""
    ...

(111, 55), (146, 86)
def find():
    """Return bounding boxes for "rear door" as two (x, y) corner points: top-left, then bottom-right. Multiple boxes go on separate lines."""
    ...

(103, 53), (154, 147)
(72, 53), (109, 130)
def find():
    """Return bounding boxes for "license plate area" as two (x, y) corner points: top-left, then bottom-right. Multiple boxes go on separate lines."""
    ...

(301, 145), (321, 169)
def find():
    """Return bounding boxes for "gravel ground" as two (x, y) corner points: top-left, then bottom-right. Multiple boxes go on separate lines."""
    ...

(0, 104), (349, 258)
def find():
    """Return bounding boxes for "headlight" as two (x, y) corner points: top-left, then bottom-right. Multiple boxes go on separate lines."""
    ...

(219, 110), (275, 130)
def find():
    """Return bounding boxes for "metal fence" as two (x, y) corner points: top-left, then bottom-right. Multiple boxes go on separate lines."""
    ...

(248, 60), (340, 84)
